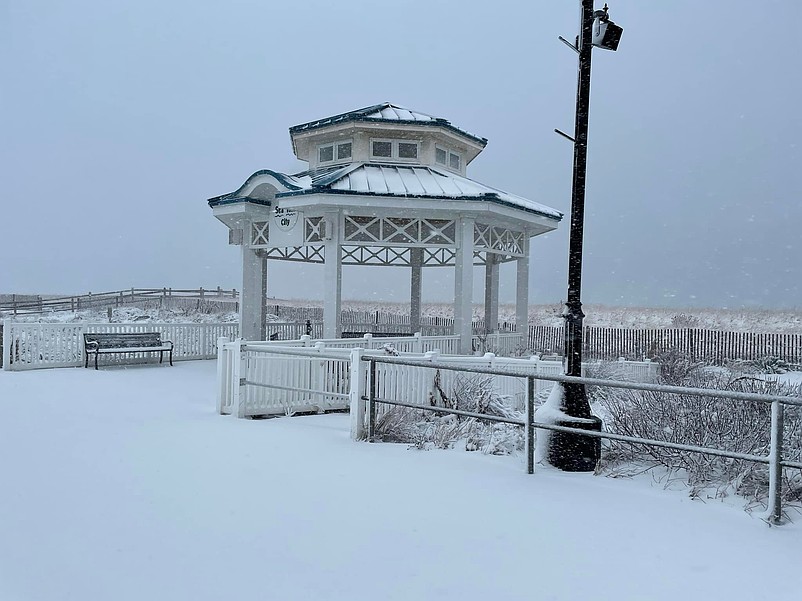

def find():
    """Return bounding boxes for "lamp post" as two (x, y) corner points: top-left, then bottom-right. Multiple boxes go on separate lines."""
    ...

(549, 1), (623, 472)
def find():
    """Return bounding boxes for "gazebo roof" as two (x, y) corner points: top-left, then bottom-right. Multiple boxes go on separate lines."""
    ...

(289, 102), (488, 147)
(208, 163), (562, 221)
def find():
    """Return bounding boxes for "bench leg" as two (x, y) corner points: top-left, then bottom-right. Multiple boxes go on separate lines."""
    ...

(95, 352), (99, 370)
(169, 350), (173, 366)
(159, 350), (163, 364)
(85, 352), (89, 369)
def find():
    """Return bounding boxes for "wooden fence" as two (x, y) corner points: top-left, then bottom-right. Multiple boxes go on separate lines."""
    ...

(528, 325), (802, 365)
(0, 287), (239, 315)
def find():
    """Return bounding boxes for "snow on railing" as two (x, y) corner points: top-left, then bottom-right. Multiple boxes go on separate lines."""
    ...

(2, 320), (239, 371)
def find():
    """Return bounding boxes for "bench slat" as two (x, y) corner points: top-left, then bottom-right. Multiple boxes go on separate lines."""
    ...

(84, 333), (165, 350)
(94, 345), (173, 353)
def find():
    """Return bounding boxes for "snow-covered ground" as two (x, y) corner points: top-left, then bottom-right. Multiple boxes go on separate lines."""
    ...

(1, 361), (800, 600)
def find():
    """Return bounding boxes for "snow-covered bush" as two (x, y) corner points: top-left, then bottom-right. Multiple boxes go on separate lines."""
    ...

(373, 371), (524, 455)
(594, 367), (802, 513)
(746, 356), (791, 375)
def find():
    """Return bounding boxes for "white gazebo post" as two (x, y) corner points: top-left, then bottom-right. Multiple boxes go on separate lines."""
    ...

(410, 247), (423, 334)
(240, 245), (267, 340)
(515, 236), (530, 345)
(323, 211), (342, 339)
(484, 252), (499, 334)
(454, 216), (475, 354)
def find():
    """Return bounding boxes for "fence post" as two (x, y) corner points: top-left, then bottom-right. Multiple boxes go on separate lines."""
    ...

(367, 359), (377, 442)
(232, 339), (246, 418)
(349, 348), (367, 440)
(413, 331), (422, 354)
(527, 376), (535, 474)
(300, 334), (312, 347)
(363, 332), (373, 349)
(2, 319), (11, 371)
(644, 358), (659, 381)
(313, 342), (326, 408)
(216, 337), (229, 415)
(766, 400), (785, 525)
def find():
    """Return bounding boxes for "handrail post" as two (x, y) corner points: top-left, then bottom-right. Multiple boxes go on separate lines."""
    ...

(2, 319), (12, 371)
(368, 359), (377, 442)
(232, 339), (246, 418)
(349, 348), (367, 440)
(527, 376), (535, 474)
(766, 399), (785, 525)
(215, 336), (229, 414)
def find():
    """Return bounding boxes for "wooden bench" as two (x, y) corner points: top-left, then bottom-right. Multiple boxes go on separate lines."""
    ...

(83, 332), (173, 370)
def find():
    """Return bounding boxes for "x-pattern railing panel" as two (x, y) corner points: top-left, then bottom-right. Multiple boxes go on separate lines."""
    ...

(251, 221), (269, 246)
(262, 246), (324, 263)
(305, 217), (324, 243)
(343, 216), (456, 247)
(475, 224), (525, 256)
(342, 245), (410, 266)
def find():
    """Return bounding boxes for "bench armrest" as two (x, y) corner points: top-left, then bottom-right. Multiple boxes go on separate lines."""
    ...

(85, 340), (99, 350)
(163, 340), (174, 350)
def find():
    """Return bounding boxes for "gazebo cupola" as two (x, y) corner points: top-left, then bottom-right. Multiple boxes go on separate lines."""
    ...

(208, 103), (563, 353)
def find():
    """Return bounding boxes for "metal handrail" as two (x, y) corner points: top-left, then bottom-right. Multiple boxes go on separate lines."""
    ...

(362, 355), (801, 525)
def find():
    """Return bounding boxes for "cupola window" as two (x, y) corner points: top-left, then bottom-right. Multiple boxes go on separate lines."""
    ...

(370, 139), (421, 161)
(436, 145), (462, 172)
(371, 140), (392, 158)
(398, 142), (418, 159)
(318, 140), (353, 164)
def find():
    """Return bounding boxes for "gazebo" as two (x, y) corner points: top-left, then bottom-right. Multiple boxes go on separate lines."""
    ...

(208, 103), (562, 354)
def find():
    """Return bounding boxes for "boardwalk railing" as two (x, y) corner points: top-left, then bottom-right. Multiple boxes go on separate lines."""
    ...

(2, 320), (239, 371)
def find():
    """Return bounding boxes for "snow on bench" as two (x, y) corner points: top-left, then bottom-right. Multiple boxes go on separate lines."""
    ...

(83, 332), (173, 370)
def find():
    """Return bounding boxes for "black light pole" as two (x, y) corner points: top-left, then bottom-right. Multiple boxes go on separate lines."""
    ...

(549, 1), (622, 472)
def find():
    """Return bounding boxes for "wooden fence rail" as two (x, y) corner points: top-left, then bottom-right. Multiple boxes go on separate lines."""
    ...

(0, 287), (239, 315)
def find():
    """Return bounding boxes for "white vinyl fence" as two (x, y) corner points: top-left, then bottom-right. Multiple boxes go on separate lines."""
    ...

(217, 337), (660, 419)
(2, 320), (239, 371)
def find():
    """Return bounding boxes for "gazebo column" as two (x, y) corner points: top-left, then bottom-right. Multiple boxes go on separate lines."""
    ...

(410, 247), (423, 334)
(454, 216), (475, 354)
(515, 237), (530, 346)
(484, 252), (499, 334)
(240, 246), (267, 341)
(323, 211), (342, 338)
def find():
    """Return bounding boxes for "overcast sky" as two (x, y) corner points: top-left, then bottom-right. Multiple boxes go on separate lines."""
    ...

(2, 1), (800, 309)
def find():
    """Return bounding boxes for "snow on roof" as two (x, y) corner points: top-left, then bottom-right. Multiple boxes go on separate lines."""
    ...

(280, 163), (562, 220)
(361, 104), (436, 122)
(289, 102), (488, 146)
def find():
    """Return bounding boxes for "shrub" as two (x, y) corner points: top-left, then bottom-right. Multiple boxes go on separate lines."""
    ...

(594, 366), (802, 514)
(373, 372), (524, 455)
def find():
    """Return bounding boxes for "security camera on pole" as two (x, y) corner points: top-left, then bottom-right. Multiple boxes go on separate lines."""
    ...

(550, 1), (623, 472)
